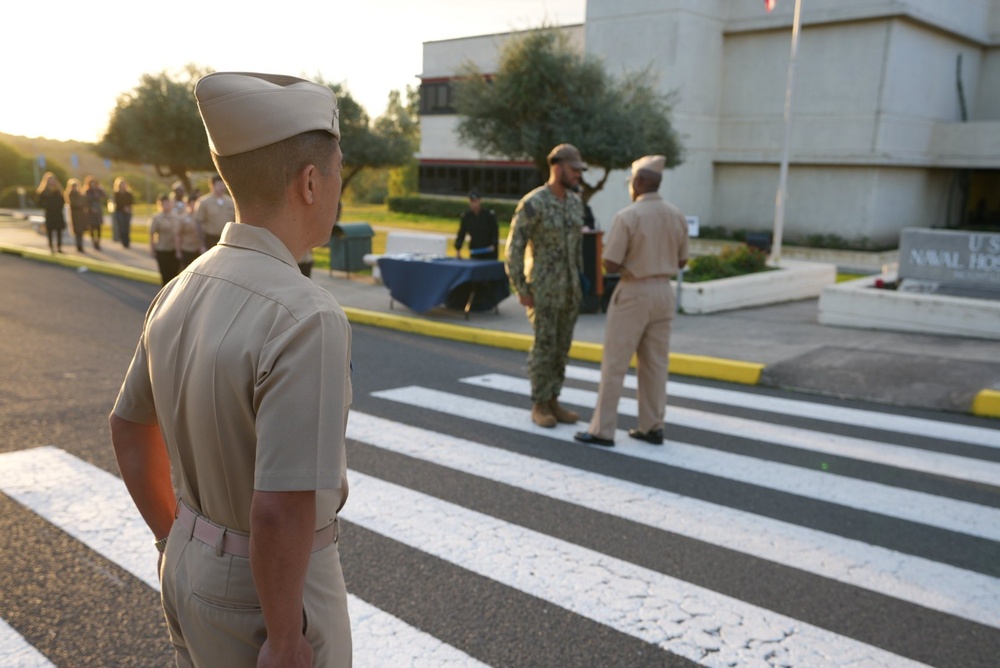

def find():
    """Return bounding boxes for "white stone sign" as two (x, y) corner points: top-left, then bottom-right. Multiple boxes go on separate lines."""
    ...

(898, 229), (1000, 293)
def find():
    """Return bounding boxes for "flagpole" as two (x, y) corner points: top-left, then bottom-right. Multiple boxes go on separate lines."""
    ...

(771, 0), (802, 265)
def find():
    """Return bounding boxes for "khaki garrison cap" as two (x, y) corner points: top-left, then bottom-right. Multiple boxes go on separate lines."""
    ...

(547, 143), (588, 170)
(195, 72), (340, 157)
(631, 155), (666, 175)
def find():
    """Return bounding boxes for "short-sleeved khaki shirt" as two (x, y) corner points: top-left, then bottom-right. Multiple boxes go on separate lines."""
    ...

(113, 222), (352, 532)
(176, 213), (202, 253)
(149, 212), (176, 252)
(194, 194), (236, 237)
(603, 192), (689, 279)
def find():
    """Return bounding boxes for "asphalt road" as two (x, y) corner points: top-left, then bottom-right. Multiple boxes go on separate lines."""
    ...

(1, 254), (999, 667)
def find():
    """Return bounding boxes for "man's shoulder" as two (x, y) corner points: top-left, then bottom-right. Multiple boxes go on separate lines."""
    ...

(629, 194), (683, 216)
(519, 185), (550, 206)
(515, 186), (546, 219)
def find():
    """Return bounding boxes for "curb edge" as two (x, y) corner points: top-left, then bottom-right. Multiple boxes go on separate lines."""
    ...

(971, 389), (1000, 420)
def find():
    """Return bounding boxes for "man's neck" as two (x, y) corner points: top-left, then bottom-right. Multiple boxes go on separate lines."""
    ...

(547, 179), (567, 200)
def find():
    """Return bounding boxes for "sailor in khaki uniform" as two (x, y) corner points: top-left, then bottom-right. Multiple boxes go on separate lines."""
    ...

(574, 155), (688, 447)
(194, 175), (236, 249)
(110, 72), (351, 667)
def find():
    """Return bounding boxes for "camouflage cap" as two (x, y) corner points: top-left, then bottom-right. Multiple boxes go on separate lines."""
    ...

(547, 143), (588, 170)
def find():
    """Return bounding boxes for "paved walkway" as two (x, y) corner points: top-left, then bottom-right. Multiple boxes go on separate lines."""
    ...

(2, 215), (998, 418)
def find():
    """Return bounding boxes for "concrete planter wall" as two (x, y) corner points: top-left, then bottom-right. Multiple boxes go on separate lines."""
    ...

(687, 239), (898, 273)
(818, 276), (1000, 340)
(675, 260), (836, 315)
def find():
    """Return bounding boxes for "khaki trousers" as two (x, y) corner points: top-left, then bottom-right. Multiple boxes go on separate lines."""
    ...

(160, 517), (352, 667)
(589, 280), (674, 439)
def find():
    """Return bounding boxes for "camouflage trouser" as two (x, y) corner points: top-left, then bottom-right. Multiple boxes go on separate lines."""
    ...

(526, 301), (579, 403)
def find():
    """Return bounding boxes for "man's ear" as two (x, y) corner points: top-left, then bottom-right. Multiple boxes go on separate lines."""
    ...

(298, 164), (318, 205)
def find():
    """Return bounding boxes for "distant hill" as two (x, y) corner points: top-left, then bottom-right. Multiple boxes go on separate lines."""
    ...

(0, 132), (188, 201)
(1, 132), (121, 183)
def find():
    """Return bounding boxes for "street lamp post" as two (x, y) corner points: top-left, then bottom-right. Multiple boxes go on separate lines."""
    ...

(771, 0), (803, 265)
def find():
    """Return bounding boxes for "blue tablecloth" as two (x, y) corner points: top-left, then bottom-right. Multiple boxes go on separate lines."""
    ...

(377, 257), (510, 314)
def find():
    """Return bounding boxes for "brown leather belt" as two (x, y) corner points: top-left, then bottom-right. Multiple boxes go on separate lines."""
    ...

(176, 499), (338, 558)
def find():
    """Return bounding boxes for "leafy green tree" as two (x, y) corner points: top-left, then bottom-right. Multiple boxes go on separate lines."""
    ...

(453, 28), (683, 201)
(99, 67), (416, 199)
(385, 86), (421, 198)
(97, 65), (215, 194)
(327, 82), (417, 193)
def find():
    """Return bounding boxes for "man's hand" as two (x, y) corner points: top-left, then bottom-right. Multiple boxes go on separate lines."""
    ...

(518, 293), (534, 308)
(258, 635), (313, 668)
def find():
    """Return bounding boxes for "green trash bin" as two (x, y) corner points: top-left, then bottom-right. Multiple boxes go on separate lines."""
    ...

(328, 222), (373, 273)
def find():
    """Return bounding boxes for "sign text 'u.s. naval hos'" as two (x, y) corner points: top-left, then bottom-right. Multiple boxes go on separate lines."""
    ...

(899, 228), (1000, 291)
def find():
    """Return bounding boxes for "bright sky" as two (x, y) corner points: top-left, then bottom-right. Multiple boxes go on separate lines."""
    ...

(6, 1), (584, 144)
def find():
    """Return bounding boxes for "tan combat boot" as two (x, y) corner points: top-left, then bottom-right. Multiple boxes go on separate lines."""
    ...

(531, 401), (557, 428)
(549, 397), (579, 424)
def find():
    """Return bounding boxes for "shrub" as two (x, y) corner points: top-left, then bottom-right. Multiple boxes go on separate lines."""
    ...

(387, 194), (518, 221)
(684, 244), (772, 283)
(0, 185), (35, 208)
(723, 244), (769, 274)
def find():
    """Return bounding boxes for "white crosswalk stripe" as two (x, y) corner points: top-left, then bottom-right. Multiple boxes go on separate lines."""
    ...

(345, 412), (1000, 628)
(463, 374), (1000, 486)
(343, 471), (929, 667)
(562, 365), (1000, 449)
(0, 618), (54, 668)
(372, 385), (1000, 541)
(0, 447), (486, 668)
(2, 370), (997, 667)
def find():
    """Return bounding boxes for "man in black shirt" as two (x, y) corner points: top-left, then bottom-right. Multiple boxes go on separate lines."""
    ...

(455, 190), (499, 260)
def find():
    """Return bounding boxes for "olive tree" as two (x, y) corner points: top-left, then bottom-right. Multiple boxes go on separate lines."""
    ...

(97, 65), (214, 194)
(453, 28), (683, 201)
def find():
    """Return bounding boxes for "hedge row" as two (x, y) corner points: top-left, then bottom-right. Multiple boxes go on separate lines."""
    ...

(387, 195), (518, 221)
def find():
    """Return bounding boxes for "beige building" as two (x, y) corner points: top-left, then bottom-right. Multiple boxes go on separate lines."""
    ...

(417, 0), (1000, 247)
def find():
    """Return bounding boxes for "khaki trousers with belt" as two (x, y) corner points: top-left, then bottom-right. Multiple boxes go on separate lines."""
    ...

(589, 279), (675, 439)
(160, 512), (352, 667)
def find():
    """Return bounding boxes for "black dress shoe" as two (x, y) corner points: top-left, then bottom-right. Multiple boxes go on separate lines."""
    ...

(573, 431), (614, 447)
(627, 428), (664, 445)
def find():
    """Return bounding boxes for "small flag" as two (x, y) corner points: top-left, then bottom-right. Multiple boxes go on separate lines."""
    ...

(765, 0), (777, 11)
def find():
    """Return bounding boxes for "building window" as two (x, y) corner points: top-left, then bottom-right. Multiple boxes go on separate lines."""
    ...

(418, 163), (544, 200)
(419, 81), (455, 115)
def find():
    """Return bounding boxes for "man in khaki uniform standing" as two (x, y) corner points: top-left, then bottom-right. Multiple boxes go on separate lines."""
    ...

(194, 174), (237, 249)
(110, 72), (352, 667)
(574, 155), (688, 447)
(506, 144), (587, 428)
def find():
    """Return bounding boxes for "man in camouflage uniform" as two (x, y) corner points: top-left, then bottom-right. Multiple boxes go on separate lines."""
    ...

(506, 144), (587, 428)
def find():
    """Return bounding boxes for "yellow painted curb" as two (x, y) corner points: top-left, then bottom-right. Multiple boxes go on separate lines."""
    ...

(1, 243), (161, 285)
(4, 243), (765, 389)
(670, 353), (764, 385)
(972, 389), (1000, 419)
(344, 307), (763, 385)
(343, 307), (535, 352)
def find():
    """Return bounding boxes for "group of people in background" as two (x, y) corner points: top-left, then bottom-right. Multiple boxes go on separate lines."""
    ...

(34, 170), (236, 286)
(149, 175), (235, 285)
(34, 172), (113, 253)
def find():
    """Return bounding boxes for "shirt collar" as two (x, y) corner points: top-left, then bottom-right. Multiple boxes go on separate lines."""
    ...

(217, 222), (298, 268)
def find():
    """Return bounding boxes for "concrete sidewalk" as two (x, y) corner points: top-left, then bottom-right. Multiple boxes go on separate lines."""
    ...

(2, 215), (998, 418)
